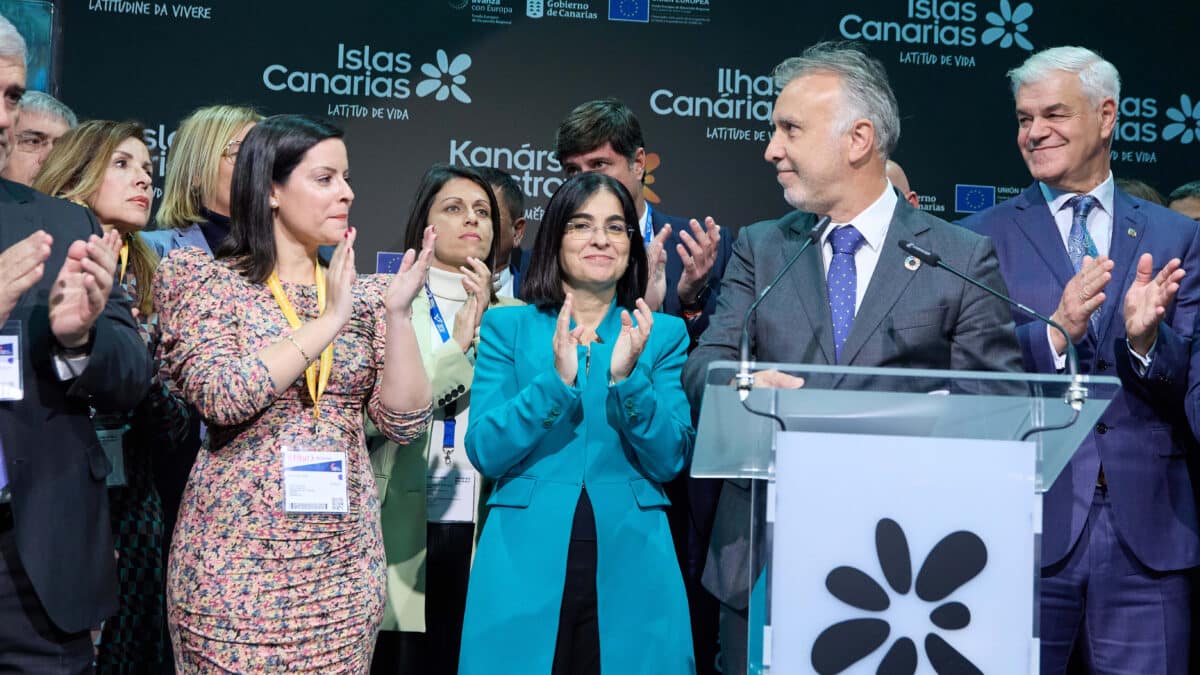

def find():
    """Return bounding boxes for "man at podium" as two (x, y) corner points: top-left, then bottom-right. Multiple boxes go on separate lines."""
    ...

(681, 42), (1024, 674)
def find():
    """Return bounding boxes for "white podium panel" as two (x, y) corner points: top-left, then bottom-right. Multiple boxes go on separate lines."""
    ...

(770, 432), (1036, 674)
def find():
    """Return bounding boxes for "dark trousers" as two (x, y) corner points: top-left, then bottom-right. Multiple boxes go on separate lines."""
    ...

(371, 522), (474, 675)
(1040, 488), (1193, 675)
(552, 491), (600, 675)
(0, 519), (95, 674)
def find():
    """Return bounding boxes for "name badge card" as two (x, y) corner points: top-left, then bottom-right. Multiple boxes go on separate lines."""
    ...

(97, 427), (127, 487)
(0, 321), (24, 401)
(283, 448), (349, 514)
(426, 464), (476, 523)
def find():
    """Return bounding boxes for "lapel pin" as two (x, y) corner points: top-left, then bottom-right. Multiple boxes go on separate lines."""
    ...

(904, 255), (921, 271)
(1127, 227), (1137, 238)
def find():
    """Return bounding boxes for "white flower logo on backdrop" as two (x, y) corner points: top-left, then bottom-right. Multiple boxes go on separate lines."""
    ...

(416, 50), (472, 103)
(980, 0), (1034, 51)
(1163, 95), (1200, 144)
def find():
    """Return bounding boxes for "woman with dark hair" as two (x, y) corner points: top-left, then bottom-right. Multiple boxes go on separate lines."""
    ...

(370, 164), (523, 675)
(458, 172), (696, 674)
(32, 120), (191, 673)
(153, 114), (433, 671)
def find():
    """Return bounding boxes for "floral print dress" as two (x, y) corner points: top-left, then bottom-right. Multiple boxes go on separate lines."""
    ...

(153, 248), (430, 673)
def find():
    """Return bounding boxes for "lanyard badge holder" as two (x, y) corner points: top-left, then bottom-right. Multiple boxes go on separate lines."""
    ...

(424, 285), (477, 522)
(269, 264), (347, 515)
(425, 284), (458, 465)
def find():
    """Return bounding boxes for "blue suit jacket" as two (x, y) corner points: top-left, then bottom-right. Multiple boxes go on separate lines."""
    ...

(962, 183), (1200, 571)
(460, 303), (696, 674)
(141, 222), (212, 259)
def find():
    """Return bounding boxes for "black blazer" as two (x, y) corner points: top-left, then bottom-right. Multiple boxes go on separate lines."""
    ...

(0, 178), (152, 633)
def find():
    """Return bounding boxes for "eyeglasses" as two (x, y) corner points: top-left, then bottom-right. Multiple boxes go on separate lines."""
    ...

(222, 139), (242, 159)
(15, 132), (52, 153)
(564, 221), (633, 241)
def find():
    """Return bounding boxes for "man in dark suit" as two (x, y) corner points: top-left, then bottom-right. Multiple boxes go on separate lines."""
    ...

(545, 97), (734, 672)
(961, 46), (1199, 674)
(682, 42), (1024, 675)
(0, 16), (152, 671)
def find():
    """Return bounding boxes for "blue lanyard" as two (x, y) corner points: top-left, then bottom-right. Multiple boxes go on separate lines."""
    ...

(643, 203), (654, 245)
(425, 284), (460, 460)
(424, 284), (452, 344)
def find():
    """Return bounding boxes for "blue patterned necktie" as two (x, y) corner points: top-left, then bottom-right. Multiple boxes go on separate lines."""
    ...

(827, 225), (865, 363)
(1066, 194), (1099, 272)
(1066, 194), (1101, 332)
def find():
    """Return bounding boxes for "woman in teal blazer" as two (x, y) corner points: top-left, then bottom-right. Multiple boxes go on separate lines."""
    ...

(460, 172), (696, 674)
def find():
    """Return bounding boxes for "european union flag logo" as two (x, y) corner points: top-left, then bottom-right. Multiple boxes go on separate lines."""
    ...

(955, 184), (996, 214)
(609, 0), (649, 23)
(376, 252), (406, 274)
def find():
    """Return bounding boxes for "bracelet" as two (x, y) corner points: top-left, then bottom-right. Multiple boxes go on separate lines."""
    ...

(285, 334), (313, 363)
(681, 307), (704, 321)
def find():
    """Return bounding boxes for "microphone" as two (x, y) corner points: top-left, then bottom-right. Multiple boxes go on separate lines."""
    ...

(737, 215), (833, 400)
(898, 239), (1086, 411)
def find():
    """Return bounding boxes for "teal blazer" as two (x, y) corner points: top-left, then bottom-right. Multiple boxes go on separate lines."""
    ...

(460, 302), (696, 675)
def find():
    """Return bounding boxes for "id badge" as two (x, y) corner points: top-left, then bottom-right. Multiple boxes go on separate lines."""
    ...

(0, 320), (24, 401)
(283, 448), (348, 514)
(97, 427), (127, 487)
(426, 464), (476, 523)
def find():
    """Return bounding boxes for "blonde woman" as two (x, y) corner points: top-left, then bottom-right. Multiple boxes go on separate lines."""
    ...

(143, 104), (261, 258)
(32, 120), (191, 672)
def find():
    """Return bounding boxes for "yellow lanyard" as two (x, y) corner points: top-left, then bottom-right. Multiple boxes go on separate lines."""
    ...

(118, 240), (129, 285)
(266, 263), (334, 419)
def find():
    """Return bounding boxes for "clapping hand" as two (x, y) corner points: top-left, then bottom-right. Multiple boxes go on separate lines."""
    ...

(677, 217), (721, 306)
(643, 224), (670, 311)
(1049, 255), (1113, 354)
(49, 230), (122, 348)
(385, 226), (436, 319)
(1124, 253), (1185, 356)
(323, 226), (358, 327)
(453, 256), (491, 353)
(610, 298), (653, 383)
(0, 230), (53, 324)
(553, 293), (586, 386)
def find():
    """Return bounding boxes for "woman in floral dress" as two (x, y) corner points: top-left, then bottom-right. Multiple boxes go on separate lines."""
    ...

(153, 114), (433, 672)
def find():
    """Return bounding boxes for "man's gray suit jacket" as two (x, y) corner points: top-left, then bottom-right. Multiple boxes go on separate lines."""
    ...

(682, 198), (1025, 610)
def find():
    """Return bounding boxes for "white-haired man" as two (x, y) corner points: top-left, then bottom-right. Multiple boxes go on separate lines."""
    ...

(963, 46), (1200, 673)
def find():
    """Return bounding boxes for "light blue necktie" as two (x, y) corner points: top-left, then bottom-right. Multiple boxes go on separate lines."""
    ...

(1066, 194), (1101, 332)
(827, 225), (865, 363)
(1066, 194), (1099, 272)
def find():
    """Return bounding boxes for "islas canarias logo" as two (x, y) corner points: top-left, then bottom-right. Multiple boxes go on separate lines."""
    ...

(839, 0), (1034, 51)
(262, 45), (472, 104)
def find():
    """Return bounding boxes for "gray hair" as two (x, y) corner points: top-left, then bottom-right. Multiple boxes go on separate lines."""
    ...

(1007, 46), (1121, 107)
(1169, 180), (1200, 203)
(0, 14), (27, 63)
(19, 90), (77, 127)
(772, 41), (901, 159)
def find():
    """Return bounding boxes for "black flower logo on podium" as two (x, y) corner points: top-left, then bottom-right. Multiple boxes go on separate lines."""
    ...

(811, 518), (986, 675)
